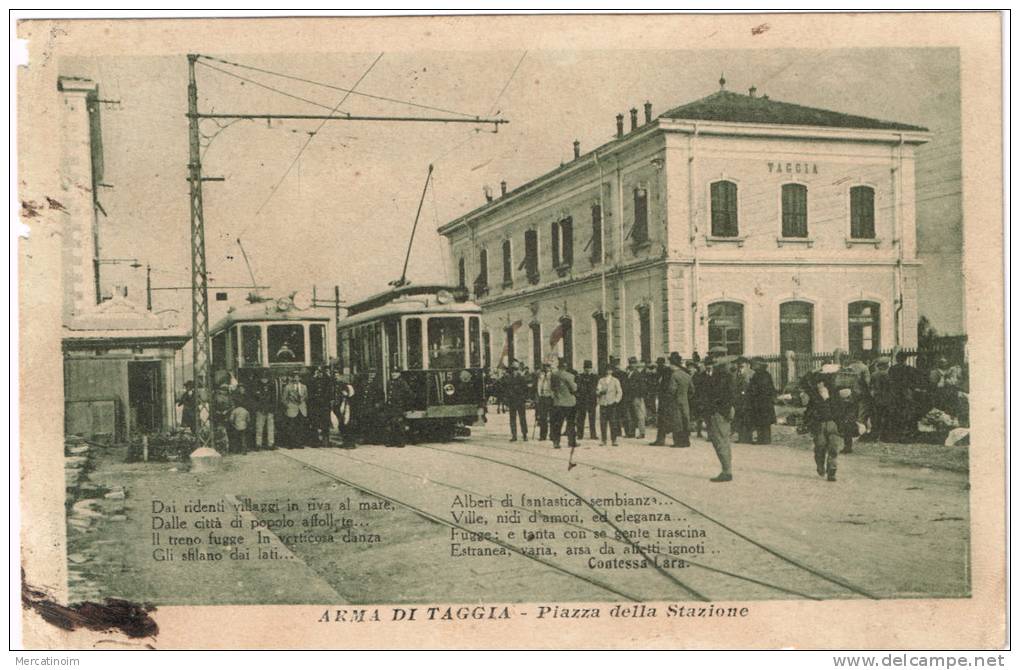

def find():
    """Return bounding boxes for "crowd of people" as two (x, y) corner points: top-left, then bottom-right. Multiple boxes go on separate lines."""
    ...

(177, 367), (357, 453)
(487, 348), (969, 484)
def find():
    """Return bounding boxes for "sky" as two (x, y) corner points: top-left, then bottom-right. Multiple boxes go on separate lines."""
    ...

(62, 47), (963, 333)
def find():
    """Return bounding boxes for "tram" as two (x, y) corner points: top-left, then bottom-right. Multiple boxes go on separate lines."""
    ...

(209, 293), (334, 388)
(337, 284), (485, 438)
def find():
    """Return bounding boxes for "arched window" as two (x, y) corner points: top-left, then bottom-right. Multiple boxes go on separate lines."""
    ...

(850, 186), (875, 239)
(636, 304), (652, 363)
(708, 302), (744, 355)
(475, 248), (488, 294)
(457, 257), (466, 288)
(848, 301), (881, 356)
(710, 180), (739, 237)
(781, 183), (808, 238)
(780, 301), (814, 355)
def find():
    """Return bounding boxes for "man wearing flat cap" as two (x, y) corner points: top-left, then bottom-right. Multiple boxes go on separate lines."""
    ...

(703, 355), (737, 482)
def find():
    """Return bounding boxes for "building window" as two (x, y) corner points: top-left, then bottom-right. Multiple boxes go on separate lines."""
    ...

(550, 220), (560, 268)
(523, 229), (539, 284)
(458, 257), (466, 288)
(781, 183), (808, 238)
(555, 317), (573, 370)
(637, 304), (651, 363)
(482, 330), (491, 369)
(505, 324), (516, 366)
(848, 301), (881, 356)
(590, 203), (603, 263)
(475, 248), (489, 296)
(501, 239), (512, 286)
(780, 301), (814, 355)
(405, 318), (423, 370)
(707, 302), (744, 356)
(268, 324), (305, 364)
(530, 322), (542, 369)
(559, 217), (573, 268)
(632, 187), (649, 244)
(850, 186), (876, 239)
(710, 180), (739, 237)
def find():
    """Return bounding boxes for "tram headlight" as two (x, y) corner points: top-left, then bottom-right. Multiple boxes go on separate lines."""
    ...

(443, 383), (456, 396)
(436, 290), (454, 305)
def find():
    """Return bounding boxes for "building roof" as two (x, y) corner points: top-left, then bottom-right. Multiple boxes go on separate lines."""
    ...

(660, 90), (928, 132)
(438, 86), (928, 235)
(64, 294), (189, 339)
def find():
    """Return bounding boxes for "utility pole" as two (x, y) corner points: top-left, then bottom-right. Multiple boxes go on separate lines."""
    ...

(146, 264), (152, 311)
(187, 54), (215, 450)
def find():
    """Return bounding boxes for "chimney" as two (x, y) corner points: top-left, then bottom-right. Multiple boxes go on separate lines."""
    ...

(630, 107), (638, 131)
(500, 180), (508, 197)
(573, 140), (580, 159)
(644, 101), (653, 124)
(484, 185), (493, 203)
(616, 113), (624, 138)
(749, 85), (757, 98)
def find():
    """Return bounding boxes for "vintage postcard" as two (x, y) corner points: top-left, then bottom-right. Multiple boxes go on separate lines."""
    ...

(14, 12), (1005, 650)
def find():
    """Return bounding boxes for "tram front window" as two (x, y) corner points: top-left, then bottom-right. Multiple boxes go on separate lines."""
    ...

(268, 324), (305, 364)
(428, 317), (466, 369)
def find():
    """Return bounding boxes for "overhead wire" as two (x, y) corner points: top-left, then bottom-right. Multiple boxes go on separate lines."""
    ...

(196, 60), (345, 114)
(242, 52), (385, 231)
(198, 54), (478, 120)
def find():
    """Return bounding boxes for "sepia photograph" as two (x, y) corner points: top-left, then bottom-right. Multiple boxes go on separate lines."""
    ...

(13, 11), (1005, 652)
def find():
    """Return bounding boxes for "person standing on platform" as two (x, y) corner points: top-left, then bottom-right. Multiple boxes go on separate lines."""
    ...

(668, 352), (694, 448)
(596, 364), (623, 446)
(281, 371), (308, 448)
(177, 380), (196, 433)
(650, 357), (673, 446)
(623, 357), (647, 439)
(868, 357), (892, 441)
(800, 363), (852, 481)
(705, 356), (736, 482)
(746, 357), (777, 444)
(308, 366), (333, 447)
(549, 358), (578, 450)
(733, 357), (754, 443)
(252, 375), (277, 450)
(228, 385), (251, 454)
(690, 361), (710, 438)
(574, 360), (598, 440)
(535, 362), (554, 441)
(505, 361), (531, 442)
(385, 369), (413, 447)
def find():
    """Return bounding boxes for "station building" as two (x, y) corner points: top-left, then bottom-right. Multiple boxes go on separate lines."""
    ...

(438, 81), (929, 374)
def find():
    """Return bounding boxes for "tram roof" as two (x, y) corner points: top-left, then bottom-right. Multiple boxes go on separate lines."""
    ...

(344, 284), (471, 316)
(338, 297), (479, 330)
(210, 299), (332, 335)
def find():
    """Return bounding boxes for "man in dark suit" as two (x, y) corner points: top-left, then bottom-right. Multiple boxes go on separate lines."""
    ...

(504, 361), (531, 442)
(574, 360), (598, 440)
(704, 356), (736, 482)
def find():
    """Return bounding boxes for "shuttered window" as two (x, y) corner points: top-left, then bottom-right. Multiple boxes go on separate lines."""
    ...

(632, 187), (649, 244)
(710, 180), (739, 237)
(850, 186), (876, 239)
(781, 183), (808, 237)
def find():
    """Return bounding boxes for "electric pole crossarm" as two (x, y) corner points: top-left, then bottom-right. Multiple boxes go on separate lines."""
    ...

(192, 112), (508, 126)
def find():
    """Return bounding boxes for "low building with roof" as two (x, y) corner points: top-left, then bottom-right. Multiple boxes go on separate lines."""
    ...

(438, 79), (929, 380)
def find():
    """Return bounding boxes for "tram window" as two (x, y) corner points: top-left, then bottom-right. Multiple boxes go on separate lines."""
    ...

(228, 327), (239, 368)
(428, 317), (466, 369)
(268, 324), (305, 364)
(469, 317), (481, 368)
(310, 324), (327, 365)
(240, 325), (263, 366)
(405, 318), (423, 370)
(384, 320), (400, 370)
(212, 332), (227, 368)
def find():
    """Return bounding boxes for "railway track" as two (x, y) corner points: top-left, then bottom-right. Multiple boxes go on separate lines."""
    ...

(425, 440), (878, 600)
(275, 441), (874, 601)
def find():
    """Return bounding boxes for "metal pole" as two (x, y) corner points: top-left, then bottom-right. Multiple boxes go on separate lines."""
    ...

(334, 285), (341, 360)
(187, 54), (215, 450)
(146, 264), (152, 311)
(397, 164), (434, 286)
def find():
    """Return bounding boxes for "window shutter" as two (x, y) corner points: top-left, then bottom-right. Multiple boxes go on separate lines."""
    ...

(561, 218), (573, 266)
(550, 220), (560, 267)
